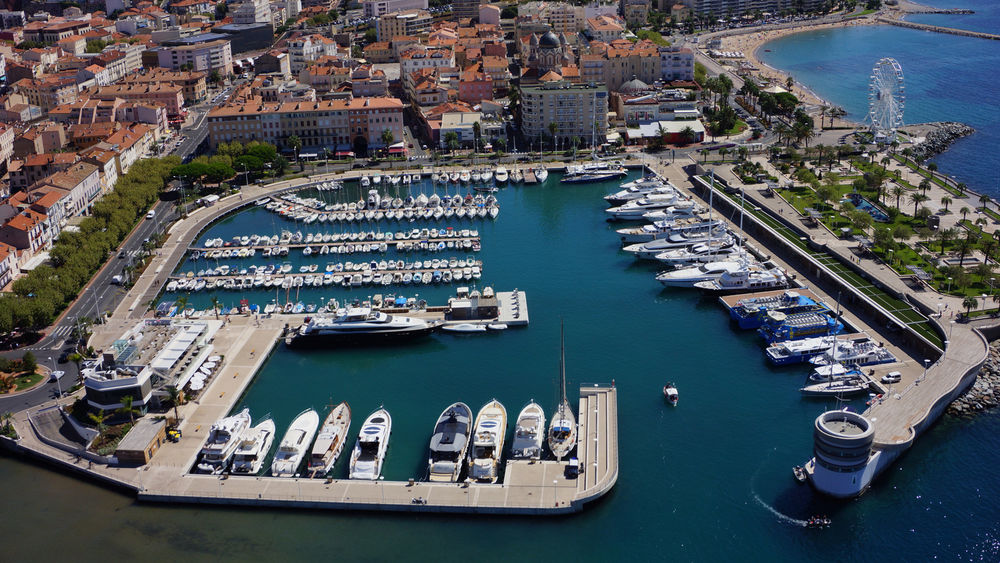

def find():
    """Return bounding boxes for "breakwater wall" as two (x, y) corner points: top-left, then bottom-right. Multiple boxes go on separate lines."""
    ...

(878, 17), (1000, 40)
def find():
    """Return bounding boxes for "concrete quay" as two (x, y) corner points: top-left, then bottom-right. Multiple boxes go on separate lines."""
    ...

(878, 16), (1000, 41)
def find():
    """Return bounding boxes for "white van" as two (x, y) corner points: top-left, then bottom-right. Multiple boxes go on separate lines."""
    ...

(146, 210), (156, 219)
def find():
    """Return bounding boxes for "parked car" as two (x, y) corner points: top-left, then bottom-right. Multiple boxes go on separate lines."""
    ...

(881, 371), (902, 384)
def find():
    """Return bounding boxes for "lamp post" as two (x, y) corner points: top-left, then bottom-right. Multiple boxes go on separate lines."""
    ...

(48, 357), (61, 398)
(888, 248), (894, 267)
(983, 294), (988, 311)
(949, 320), (956, 341)
(947, 277), (953, 293)
(921, 358), (930, 382)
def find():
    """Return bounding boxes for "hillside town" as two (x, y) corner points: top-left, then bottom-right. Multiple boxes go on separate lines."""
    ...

(0, 0), (717, 295)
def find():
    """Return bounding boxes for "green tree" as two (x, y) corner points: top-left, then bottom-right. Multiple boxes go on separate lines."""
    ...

(547, 122), (558, 151)
(381, 128), (394, 148)
(287, 135), (302, 170)
(909, 192), (929, 217)
(88, 409), (108, 437)
(208, 69), (222, 84)
(918, 178), (931, 195)
(980, 194), (992, 211)
(848, 210), (873, 235)
(444, 132), (459, 154)
(117, 394), (138, 426)
(960, 206), (971, 222)
(940, 196), (952, 213)
(815, 184), (837, 209)
(963, 295), (979, 316)
(937, 227), (956, 256)
(166, 385), (182, 423)
(210, 296), (222, 320)
(21, 351), (36, 373)
(873, 227), (894, 250)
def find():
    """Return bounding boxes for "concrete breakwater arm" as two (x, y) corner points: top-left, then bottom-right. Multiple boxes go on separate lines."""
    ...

(877, 17), (1000, 40)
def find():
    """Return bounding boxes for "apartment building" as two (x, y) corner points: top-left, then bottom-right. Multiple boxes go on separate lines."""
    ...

(287, 34), (339, 73)
(363, 0), (427, 18)
(519, 80), (608, 145)
(156, 36), (234, 76)
(92, 83), (185, 116)
(12, 77), (79, 112)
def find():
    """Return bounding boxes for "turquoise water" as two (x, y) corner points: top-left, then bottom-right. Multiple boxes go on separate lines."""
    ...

(5, 173), (1000, 560)
(757, 2), (1000, 196)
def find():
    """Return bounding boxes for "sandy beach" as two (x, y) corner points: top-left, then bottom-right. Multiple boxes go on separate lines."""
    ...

(717, 15), (880, 123)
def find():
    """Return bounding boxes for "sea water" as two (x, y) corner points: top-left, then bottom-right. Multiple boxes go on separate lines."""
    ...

(3, 172), (1000, 560)
(757, 0), (1000, 197)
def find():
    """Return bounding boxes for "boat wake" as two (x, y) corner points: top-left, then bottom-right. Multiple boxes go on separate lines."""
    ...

(751, 492), (810, 527)
(749, 449), (810, 527)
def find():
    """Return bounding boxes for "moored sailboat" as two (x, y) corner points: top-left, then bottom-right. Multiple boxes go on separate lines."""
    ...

(548, 322), (577, 461)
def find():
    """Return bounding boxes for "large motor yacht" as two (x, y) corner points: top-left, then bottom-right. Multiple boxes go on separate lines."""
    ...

(510, 401), (546, 460)
(285, 307), (436, 347)
(561, 161), (628, 183)
(307, 402), (351, 476)
(231, 418), (275, 475)
(196, 408), (251, 474)
(468, 400), (507, 483)
(350, 408), (392, 480)
(427, 402), (473, 482)
(271, 408), (320, 477)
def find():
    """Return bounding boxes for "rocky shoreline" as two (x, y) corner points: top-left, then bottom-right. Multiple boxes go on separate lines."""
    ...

(909, 121), (975, 162)
(949, 341), (1000, 416)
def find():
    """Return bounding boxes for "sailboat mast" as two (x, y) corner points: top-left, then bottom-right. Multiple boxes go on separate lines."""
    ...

(560, 320), (567, 404)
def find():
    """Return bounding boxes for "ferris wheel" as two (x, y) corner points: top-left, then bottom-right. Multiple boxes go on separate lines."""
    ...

(867, 57), (905, 142)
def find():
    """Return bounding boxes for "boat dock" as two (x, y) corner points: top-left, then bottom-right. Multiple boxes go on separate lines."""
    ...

(717, 287), (828, 312)
(187, 236), (481, 254)
(495, 290), (528, 326)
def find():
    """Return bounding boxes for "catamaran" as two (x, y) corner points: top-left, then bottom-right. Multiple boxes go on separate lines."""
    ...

(548, 323), (577, 461)
(427, 402), (473, 482)
(271, 408), (320, 477)
(350, 407), (392, 480)
(468, 400), (507, 483)
(307, 402), (351, 476)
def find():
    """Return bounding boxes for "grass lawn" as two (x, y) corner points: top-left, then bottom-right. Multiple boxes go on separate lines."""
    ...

(724, 120), (748, 136)
(1, 371), (44, 393)
(891, 155), (966, 197)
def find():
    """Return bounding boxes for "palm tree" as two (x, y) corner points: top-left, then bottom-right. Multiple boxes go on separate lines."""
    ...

(287, 134), (302, 168)
(927, 162), (938, 178)
(918, 178), (931, 195)
(174, 295), (189, 318)
(818, 105), (827, 130)
(117, 395), (138, 426)
(547, 122), (558, 151)
(980, 194), (992, 211)
(785, 75), (794, 90)
(909, 192), (929, 217)
(963, 295), (979, 315)
(719, 147), (729, 162)
(881, 156), (891, 172)
(940, 196), (952, 213)
(1, 411), (13, 434)
(891, 185), (906, 209)
(380, 128), (394, 149)
(700, 149), (709, 163)
(957, 235), (975, 266)
(956, 182), (967, 197)
(88, 409), (108, 437)
(210, 296), (221, 320)
(937, 227), (955, 256)
(166, 385), (181, 423)
(960, 206), (971, 222)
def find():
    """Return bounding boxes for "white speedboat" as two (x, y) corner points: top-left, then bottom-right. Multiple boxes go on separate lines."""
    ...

(663, 382), (678, 406)
(307, 402), (351, 476)
(441, 323), (487, 333)
(604, 176), (672, 204)
(656, 260), (749, 288)
(510, 401), (545, 460)
(196, 408), (251, 474)
(231, 418), (275, 475)
(459, 170), (471, 183)
(427, 402), (473, 482)
(605, 193), (686, 221)
(548, 324), (577, 460)
(468, 400), (507, 483)
(285, 307), (435, 347)
(534, 166), (548, 183)
(494, 166), (509, 183)
(271, 408), (320, 477)
(350, 407), (392, 480)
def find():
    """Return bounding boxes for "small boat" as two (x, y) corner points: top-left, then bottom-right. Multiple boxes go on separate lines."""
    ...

(350, 407), (392, 480)
(468, 399), (507, 483)
(441, 323), (487, 333)
(534, 167), (548, 183)
(307, 402), (351, 476)
(662, 382), (678, 406)
(494, 166), (508, 183)
(487, 323), (507, 331)
(548, 323), (577, 461)
(510, 401), (545, 460)
(792, 466), (808, 483)
(271, 408), (321, 477)
(427, 402), (473, 482)
(806, 516), (831, 529)
(232, 418), (276, 475)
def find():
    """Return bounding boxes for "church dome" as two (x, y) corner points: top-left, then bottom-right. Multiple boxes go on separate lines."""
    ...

(539, 30), (560, 48)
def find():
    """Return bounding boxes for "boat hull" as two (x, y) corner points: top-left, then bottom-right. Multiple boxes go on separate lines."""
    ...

(285, 325), (436, 348)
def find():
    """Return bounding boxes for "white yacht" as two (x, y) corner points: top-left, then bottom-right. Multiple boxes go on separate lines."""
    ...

(641, 202), (704, 222)
(617, 216), (723, 244)
(605, 193), (687, 221)
(285, 307), (435, 347)
(694, 266), (788, 293)
(656, 260), (749, 288)
(604, 177), (672, 205)
(350, 407), (392, 480)
(534, 166), (548, 183)
(800, 377), (868, 397)
(231, 418), (275, 475)
(427, 402), (473, 482)
(468, 400), (507, 483)
(196, 408), (251, 474)
(510, 401), (545, 460)
(560, 161), (628, 183)
(655, 239), (742, 266)
(808, 339), (896, 367)
(548, 324), (577, 460)
(624, 230), (731, 258)
(271, 408), (320, 477)
(307, 402), (351, 476)
(494, 166), (509, 183)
